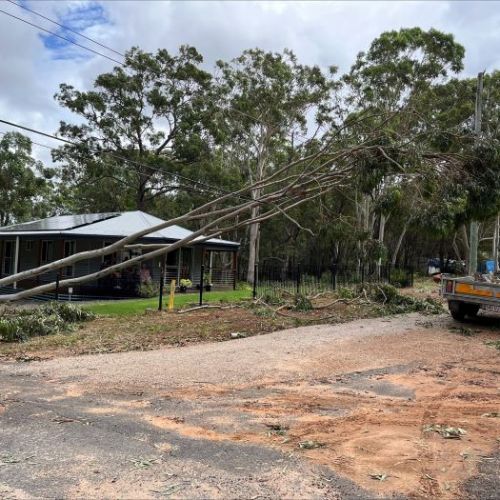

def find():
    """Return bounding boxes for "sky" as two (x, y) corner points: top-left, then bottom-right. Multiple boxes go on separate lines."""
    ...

(1, 0), (500, 166)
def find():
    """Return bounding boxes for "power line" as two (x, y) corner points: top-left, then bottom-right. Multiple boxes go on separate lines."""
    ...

(5, 0), (125, 58)
(0, 8), (123, 65)
(0, 130), (55, 151)
(0, 118), (246, 201)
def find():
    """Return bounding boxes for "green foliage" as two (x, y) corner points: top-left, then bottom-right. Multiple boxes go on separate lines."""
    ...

(389, 269), (412, 288)
(235, 281), (252, 291)
(364, 283), (443, 314)
(41, 302), (96, 323)
(53, 45), (214, 212)
(293, 294), (313, 311)
(0, 303), (95, 343)
(261, 292), (285, 306)
(366, 283), (400, 303)
(337, 286), (357, 299)
(138, 282), (159, 298)
(0, 132), (54, 225)
(346, 27), (465, 107)
(179, 278), (193, 288)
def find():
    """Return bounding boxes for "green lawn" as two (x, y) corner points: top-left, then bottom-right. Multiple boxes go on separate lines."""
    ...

(83, 289), (252, 316)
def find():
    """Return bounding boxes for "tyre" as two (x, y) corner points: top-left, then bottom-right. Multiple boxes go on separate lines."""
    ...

(448, 300), (466, 321)
(465, 304), (480, 318)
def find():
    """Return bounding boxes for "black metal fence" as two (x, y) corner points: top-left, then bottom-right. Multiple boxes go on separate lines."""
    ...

(251, 262), (414, 299)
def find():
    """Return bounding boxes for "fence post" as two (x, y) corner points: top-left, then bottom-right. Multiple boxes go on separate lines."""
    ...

(199, 264), (204, 306)
(252, 263), (258, 300)
(55, 273), (60, 301)
(296, 264), (301, 295)
(332, 264), (337, 291)
(158, 264), (164, 311)
(361, 262), (365, 285)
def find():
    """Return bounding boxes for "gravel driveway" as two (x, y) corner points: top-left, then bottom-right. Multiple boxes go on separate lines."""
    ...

(0, 313), (498, 498)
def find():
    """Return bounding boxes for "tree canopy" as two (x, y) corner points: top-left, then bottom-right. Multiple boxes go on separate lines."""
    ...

(4, 26), (500, 280)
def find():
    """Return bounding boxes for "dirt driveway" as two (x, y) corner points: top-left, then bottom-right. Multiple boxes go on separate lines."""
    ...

(0, 313), (498, 499)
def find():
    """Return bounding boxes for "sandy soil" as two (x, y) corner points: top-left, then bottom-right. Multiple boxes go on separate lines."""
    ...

(0, 312), (498, 498)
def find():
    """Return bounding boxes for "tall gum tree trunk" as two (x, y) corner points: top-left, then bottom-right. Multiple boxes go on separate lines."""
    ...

(246, 205), (260, 283)
(377, 213), (386, 278)
(391, 221), (409, 267)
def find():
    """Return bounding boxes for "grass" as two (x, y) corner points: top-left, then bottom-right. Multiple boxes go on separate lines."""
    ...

(83, 289), (252, 316)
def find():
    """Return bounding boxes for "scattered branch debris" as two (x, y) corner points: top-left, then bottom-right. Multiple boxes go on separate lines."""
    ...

(299, 440), (325, 449)
(369, 473), (388, 481)
(423, 424), (467, 439)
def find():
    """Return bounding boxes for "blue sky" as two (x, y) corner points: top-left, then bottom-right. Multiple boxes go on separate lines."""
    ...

(39, 2), (110, 60)
(0, 0), (499, 166)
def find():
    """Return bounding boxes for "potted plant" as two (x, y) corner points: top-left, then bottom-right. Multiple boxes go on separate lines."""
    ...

(204, 273), (213, 292)
(179, 278), (192, 293)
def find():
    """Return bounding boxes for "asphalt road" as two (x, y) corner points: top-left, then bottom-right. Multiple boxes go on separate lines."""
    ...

(0, 313), (498, 499)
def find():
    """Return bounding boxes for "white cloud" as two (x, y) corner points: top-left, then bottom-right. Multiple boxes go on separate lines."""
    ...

(0, 0), (499, 167)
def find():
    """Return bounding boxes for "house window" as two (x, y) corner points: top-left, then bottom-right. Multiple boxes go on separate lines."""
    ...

(26, 240), (33, 251)
(41, 240), (54, 264)
(2, 241), (14, 275)
(63, 240), (76, 277)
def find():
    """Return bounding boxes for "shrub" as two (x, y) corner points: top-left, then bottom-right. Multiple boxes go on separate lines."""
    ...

(294, 294), (313, 311)
(262, 292), (285, 306)
(138, 282), (159, 298)
(0, 319), (19, 342)
(337, 286), (357, 299)
(41, 302), (95, 323)
(236, 281), (252, 291)
(366, 283), (399, 303)
(0, 302), (95, 343)
(390, 269), (412, 288)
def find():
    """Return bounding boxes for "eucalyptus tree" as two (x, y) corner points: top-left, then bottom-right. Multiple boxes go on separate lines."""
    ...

(53, 45), (213, 212)
(0, 132), (54, 226)
(343, 27), (466, 270)
(214, 48), (339, 282)
(416, 72), (500, 266)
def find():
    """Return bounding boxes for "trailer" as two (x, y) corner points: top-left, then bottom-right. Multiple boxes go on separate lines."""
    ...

(441, 275), (500, 320)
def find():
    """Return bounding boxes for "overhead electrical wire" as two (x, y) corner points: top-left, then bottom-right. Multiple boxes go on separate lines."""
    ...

(0, 5), (304, 206)
(0, 118), (276, 204)
(0, 7), (124, 65)
(5, 0), (125, 58)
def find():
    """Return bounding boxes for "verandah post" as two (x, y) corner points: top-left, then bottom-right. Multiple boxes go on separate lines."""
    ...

(252, 263), (258, 299)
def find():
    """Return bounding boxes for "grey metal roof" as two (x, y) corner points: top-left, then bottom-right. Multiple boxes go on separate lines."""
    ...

(0, 212), (119, 232)
(0, 211), (239, 248)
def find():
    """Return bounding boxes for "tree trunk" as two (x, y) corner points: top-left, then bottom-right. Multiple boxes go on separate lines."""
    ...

(391, 221), (409, 267)
(460, 224), (470, 263)
(246, 187), (261, 283)
(468, 221), (479, 275)
(493, 215), (499, 272)
(452, 233), (462, 261)
(376, 213), (386, 279)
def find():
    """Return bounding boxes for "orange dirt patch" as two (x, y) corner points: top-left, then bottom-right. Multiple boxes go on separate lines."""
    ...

(146, 415), (231, 441)
(232, 362), (499, 498)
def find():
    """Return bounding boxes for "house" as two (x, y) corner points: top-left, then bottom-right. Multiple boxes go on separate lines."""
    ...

(0, 211), (239, 298)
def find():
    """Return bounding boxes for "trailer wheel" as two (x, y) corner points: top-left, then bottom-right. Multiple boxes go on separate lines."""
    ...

(448, 300), (466, 321)
(465, 304), (480, 317)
